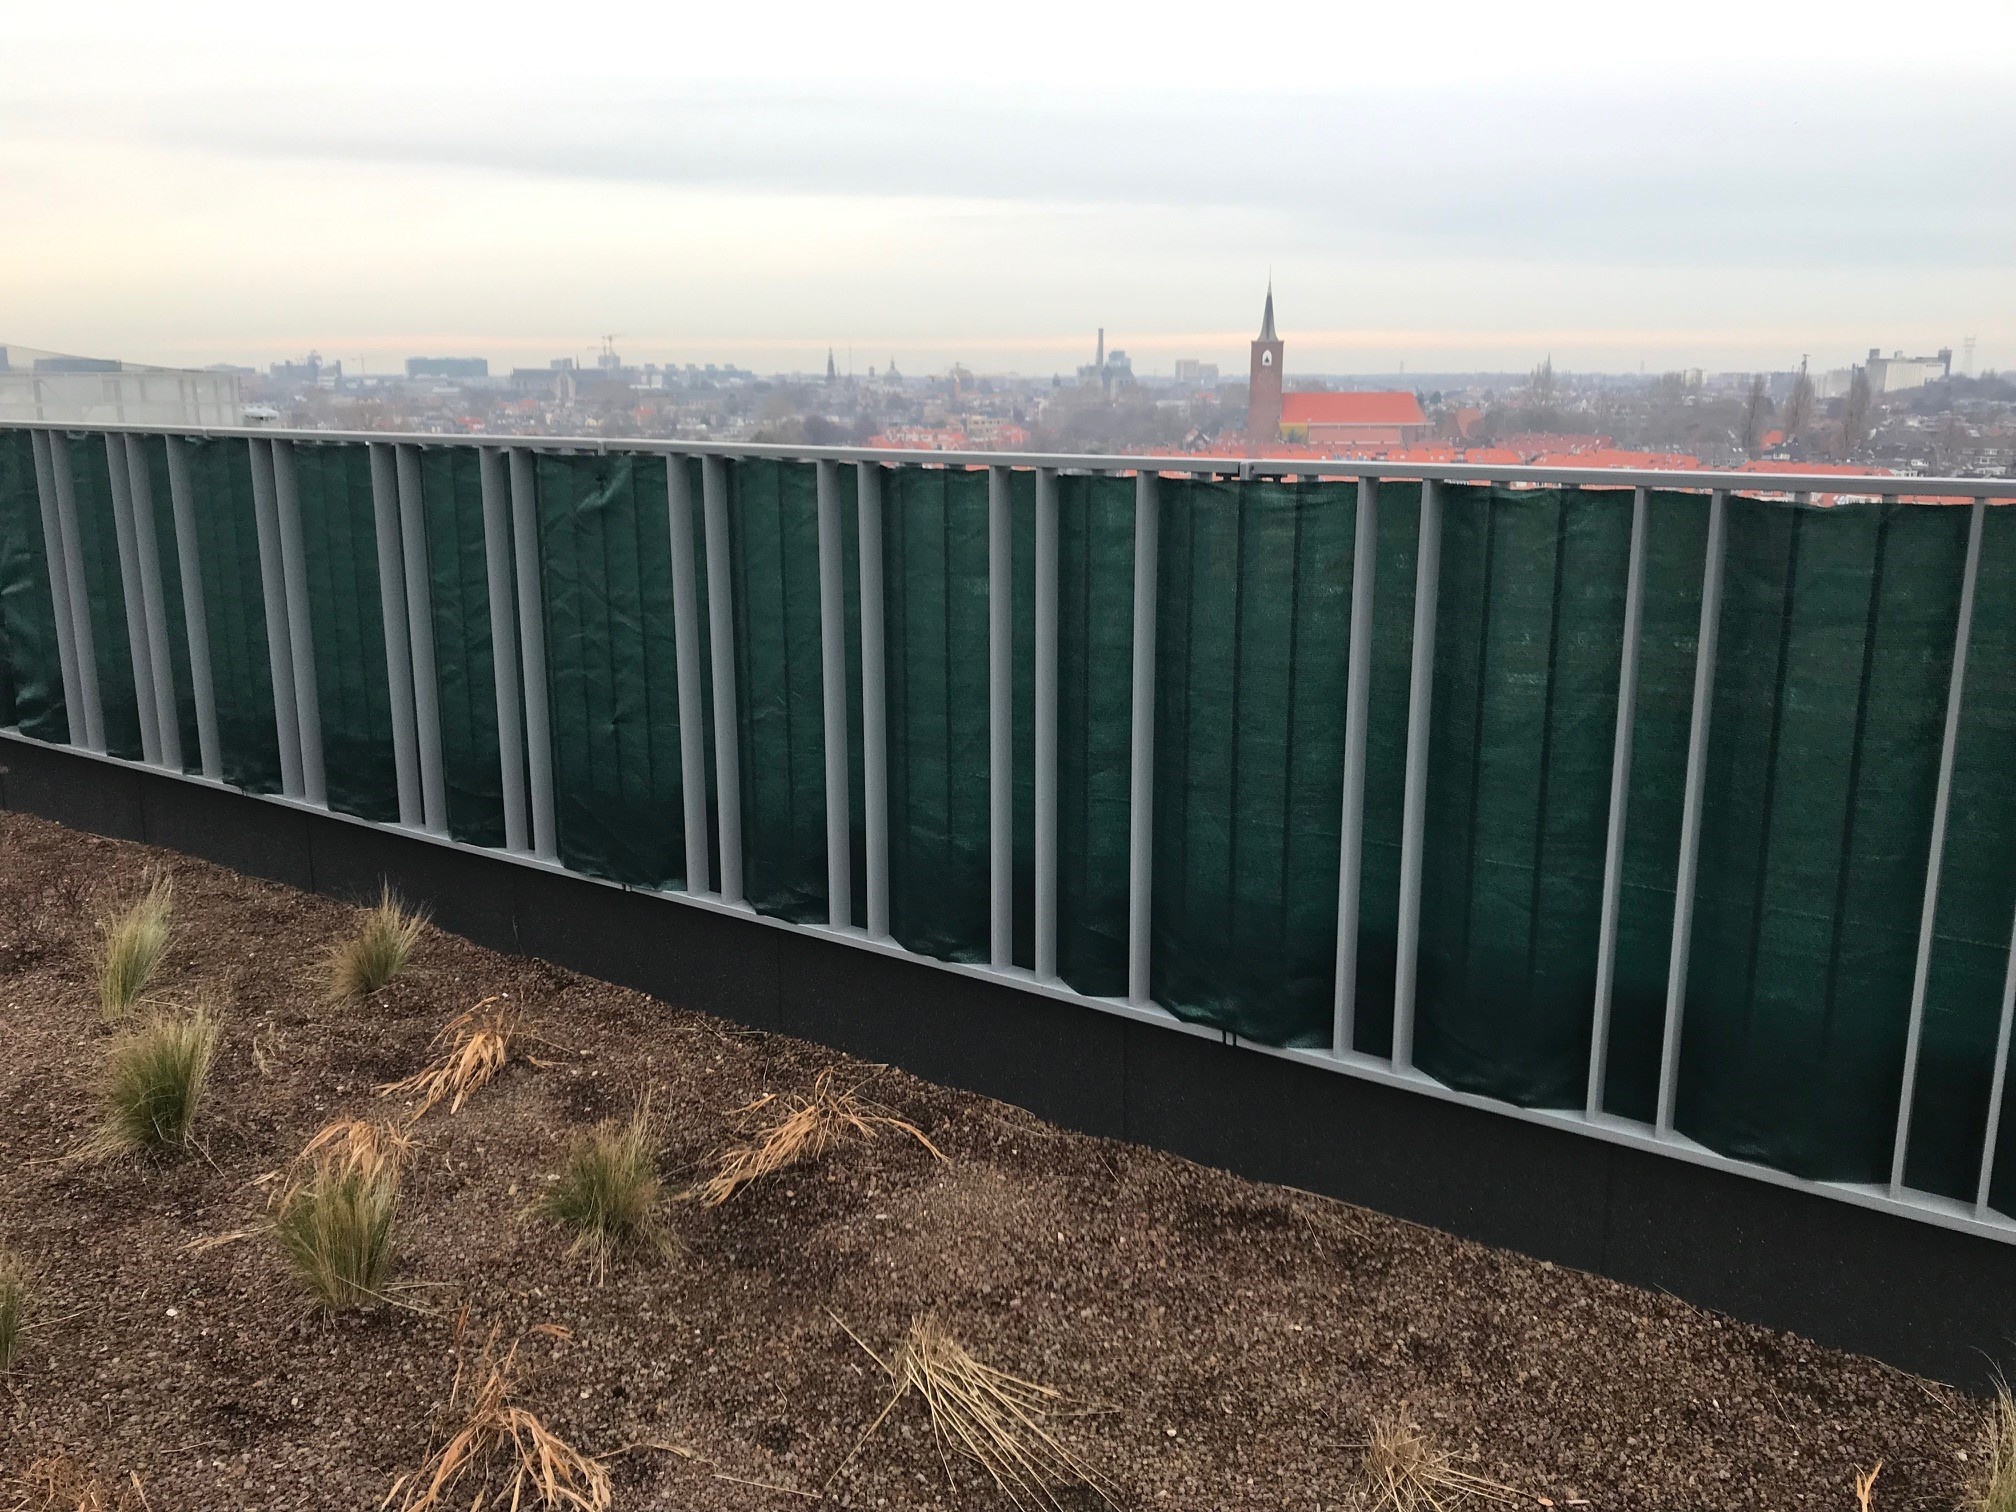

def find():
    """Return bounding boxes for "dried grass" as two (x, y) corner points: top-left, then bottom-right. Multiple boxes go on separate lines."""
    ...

(1359, 1414), (1520, 1511)
(298, 1116), (413, 1182)
(95, 873), (171, 1022)
(529, 1105), (665, 1278)
(89, 1006), (218, 1157)
(272, 1156), (401, 1310)
(383, 1323), (611, 1511)
(379, 999), (517, 1118)
(4, 1456), (148, 1512)
(0, 1246), (26, 1373)
(325, 886), (426, 1001)
(1975, 1385), (2016, 1512)
(1855, 1459), (1882, 1510)
(827, 1312), (1112, 1512)
(691, 1069), (944, 1206)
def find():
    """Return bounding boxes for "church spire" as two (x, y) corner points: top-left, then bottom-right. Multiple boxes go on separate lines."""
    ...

(1258, 280), (1277, 343)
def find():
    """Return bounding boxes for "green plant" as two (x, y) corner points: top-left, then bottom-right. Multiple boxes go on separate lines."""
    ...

(0, 1247), (26, 1373)
(96, 873), (173, 1021)
(93, 1007), (218, 1156)
(324, 886), (425, 1000)
(272, 1158), (400, 1309)
(530, 1107), (664, 1276)
(1976, 1385), (2016, 1512)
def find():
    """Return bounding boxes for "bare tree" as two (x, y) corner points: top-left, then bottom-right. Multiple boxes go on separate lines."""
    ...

(1781, 363), (1815, 445)
(1839, 368), (1873, 457)
(1741, 374), (1772, 455)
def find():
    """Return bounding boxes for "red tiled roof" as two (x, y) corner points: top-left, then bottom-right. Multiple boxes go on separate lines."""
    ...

(1280, 391), (1427, 427)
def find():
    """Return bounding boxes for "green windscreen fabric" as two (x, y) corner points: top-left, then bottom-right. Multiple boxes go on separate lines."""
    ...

(1149, 476), (1357, 1048)
(293, 442), (398, 822)
(61, 435), (145, 761)
(182, 437), (283, 793)
(132, 437), (202, 770)
(532, 449), (697, 889)
(418, 448), (507, 847)
(0, 429), (65, 740)
(1413, 486), (1632, 1107)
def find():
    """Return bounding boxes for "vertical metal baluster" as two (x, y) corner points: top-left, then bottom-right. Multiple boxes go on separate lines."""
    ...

(989, 465), (1013, 968)
(817, 458), (853, 928)
(857, 461), (890, 939)
(1333, 475), (1379, 1054)
(28, 430), (87, 741)
(1892, 497), (1986, 1193)
(1655, 488), (1728, 1135)
(123, 435), (182, 771)
(1978, 894), (2016, 1215)
(47, 431), (106, 753)
(1587, 485), (1649, 1116)
(1034, 466), (1060, 980)
(702, 454), (744, 904)
(162, 436), (220, 779)
(1127, 469), (1161, 1006)
(479, 446), (528, 852)
(666, 453), (711, 893)
(246, 437), (303, 794)
(1392, 478), (1444, 1071)
(103, 433), (163, 765)
(270, 439), (325, 806)
(370, 443), (423, 826)
(395, 443), (445, 832)
(507, 448), (558, 860)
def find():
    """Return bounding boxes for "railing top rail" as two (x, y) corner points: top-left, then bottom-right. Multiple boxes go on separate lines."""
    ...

(3, 418), (2011, 499)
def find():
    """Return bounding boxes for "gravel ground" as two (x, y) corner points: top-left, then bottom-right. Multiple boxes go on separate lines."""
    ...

(0, 810), (1988, 1511)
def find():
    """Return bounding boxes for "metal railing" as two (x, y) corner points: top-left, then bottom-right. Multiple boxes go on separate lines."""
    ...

(8, 420), (2016, 1242)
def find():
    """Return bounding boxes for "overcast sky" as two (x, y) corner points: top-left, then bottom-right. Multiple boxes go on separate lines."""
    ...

(5, 0), (2012, 377)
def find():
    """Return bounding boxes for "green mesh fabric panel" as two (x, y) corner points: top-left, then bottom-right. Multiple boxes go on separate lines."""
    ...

(0, 430), (65, 740)
(1413, 486), (1632, 1106)
(881, 466), (993, 961)
(532, 449), (694, 888)
(418, 448), (507, 847)
(292, 443), (398, 822)
(182, 438), (283, 793)
(1149, 476), (1356, 1047)
(132, 438), (201, 769)
(61, 435), (144, 761)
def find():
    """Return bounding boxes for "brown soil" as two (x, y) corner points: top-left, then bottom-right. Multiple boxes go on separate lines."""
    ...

(0, 810), (1988, 1511)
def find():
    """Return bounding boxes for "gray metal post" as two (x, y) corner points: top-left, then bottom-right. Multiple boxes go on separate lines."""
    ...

(989, 465), (1013, 968)
(1892, 497), (1986, 1194)
(1655, 488), (1729, 1135)
(1127, 470), (1161, 1006)
(479, 447), (529, 852)
(395, 443), (446, 833)
(246, 437), (303, 794)
(103, 433), (163, 765)
(1332, 476), (1379, 1054)
(817, 458), (853, 928)
(856, 461), (890, 939)
(1587, 485), (1649, 1116)
(666, 454), (712, 893)
(1391, 478), (1444, 1071)
(122, 434), (183, 771)
(47, 431), (106, 753)
(162, 436), (220, 779)
(702, 454), (744, 904)
(271, 440), (326, 806)
(507, 448), (558, 860)
(1979, 901), (2016, 1215)
(28, 430), (86, 740)
(369, 443), (423, 827)
(1034, 466), (1060, 980)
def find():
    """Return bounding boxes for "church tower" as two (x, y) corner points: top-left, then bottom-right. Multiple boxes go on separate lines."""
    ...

(1247, 283), (1283, 442)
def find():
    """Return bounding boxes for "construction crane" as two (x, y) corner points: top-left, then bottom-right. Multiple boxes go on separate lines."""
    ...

(598, 334), (624, 371)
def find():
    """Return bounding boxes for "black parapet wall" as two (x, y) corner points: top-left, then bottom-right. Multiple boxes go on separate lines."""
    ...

(6, 731), (2014, 1390)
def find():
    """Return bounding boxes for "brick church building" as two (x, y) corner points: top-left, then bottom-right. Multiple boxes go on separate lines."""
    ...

(1245, 286), (1429, 449)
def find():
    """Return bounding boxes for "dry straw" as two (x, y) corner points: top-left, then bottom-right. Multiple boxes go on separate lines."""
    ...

(95, 872), (172, 1021)
(1358, 1414), (1520, 1512)
(325, 885), (426, 1001)
(383, 1322), (611, 1512)
(827, 1312), (1113, 1512)
(1976, 1385), (2016, 1512)
(0, 1246), (26, 1374)
(379, 998), (518, 1118)
(691, 1069), (943, 1207)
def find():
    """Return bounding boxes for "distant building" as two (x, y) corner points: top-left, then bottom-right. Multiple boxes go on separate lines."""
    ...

(270, 351), (339, 387)
(1247, 285), (1284, 438)
(1865, 347), (1952, 395)
(0, 343), (242, 425)
(1173, 359), (1220, 386)
(406, 356), (489, 379)
(1280, 391), (1430, 447)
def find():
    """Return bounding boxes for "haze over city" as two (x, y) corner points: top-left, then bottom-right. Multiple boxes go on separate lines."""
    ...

(7, 0), (2014, 378)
